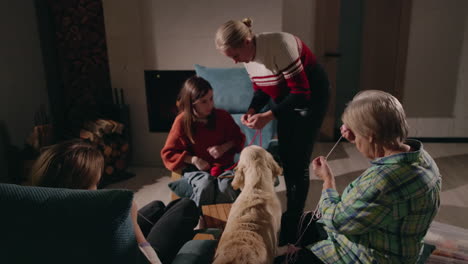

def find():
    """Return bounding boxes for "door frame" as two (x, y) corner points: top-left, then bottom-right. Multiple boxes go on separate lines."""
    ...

(314, 0), (340, 141)
(314, 0), (412, 140)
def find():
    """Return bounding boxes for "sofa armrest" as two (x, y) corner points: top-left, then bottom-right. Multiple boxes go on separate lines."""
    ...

(171, 240), (218, 264)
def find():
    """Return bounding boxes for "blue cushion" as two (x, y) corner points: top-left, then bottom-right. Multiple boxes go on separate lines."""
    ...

(168, 178), (194, 198)
(194, 64), (253, 114)
(195, 64), (278, 163)
(171, 239), (218, 264)
(0, 183), (144, 264)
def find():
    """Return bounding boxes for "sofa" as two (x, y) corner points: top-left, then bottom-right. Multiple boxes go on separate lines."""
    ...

(0, 183), (218, 264)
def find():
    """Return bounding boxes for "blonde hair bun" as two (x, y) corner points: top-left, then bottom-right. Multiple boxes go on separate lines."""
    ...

(242, 18), (252, 28)
(215, 18), (254, 50)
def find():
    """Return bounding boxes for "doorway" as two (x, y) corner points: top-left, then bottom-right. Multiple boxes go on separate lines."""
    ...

(315, 0), (412, 140)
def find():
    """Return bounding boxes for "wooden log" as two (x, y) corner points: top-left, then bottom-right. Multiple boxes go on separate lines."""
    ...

(105, 165), (114, 175)
(104, 156), (112, 164)
(79, 129), (95, 142)
(83, 119), (114, 137)
(108, 120), (124, 134)
(111, 149), (120, 158)
(103, 146), (112, 157)
(115, 159), (126, 170)
(120, 143), (129, 153)
(96, 119), (114, 135)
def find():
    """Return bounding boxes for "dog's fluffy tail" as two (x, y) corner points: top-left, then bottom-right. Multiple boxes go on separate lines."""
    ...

(213, 232), (269, 264)
(213, 244), (268, 264)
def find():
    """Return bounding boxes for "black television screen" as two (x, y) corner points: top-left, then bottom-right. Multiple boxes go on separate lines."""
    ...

(144, 70), (196, 132)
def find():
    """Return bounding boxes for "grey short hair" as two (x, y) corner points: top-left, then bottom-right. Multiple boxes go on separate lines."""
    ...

(342, 90), (409, 148)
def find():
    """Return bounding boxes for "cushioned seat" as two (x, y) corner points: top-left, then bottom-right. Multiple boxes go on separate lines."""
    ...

(0, 183), (217, 264)
(0, 183), (143, 264)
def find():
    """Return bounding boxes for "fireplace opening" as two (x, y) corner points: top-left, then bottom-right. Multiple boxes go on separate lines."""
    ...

(144, 70), (196, 132)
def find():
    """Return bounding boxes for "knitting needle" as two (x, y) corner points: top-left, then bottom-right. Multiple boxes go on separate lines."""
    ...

(325, 135), (343, 160)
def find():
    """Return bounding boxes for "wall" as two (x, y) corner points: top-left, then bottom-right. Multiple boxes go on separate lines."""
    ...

(100, 0), (468, 168)
(141, 0), (282, 69)
(0, 1), (49, 179)
(103, 0), (315, 166)
(404, 0), (468, 137)
(282, 0), (314, 49)
(452, 8), (468, 137)
(335, 0), (363, 128)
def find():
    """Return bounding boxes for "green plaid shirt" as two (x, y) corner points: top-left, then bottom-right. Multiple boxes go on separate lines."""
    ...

(309, 140), (441, 264)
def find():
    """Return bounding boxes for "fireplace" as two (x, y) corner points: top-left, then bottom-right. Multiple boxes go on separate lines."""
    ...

(144, 70), (196, 132)
(28, 0), (134, 186)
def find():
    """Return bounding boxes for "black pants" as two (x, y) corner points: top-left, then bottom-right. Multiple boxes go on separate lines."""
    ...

(278, 64), (330, 244)
(294, 212), (328, 264)
(274, 249), (324, 264)
(137, 198), (200, 264)
(275, 212), (327, 264)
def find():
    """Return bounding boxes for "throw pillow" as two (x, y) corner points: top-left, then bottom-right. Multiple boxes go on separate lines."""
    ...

(194, 64), (253, 114)
(168, 178), (194, 198)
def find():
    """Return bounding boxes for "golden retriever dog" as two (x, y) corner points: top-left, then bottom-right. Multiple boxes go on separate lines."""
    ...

(213, 145), (283, 264)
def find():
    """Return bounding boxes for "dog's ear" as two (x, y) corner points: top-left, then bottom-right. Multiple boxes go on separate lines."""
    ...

(232, 165), (245, 190)
(269, 156), (283, 180)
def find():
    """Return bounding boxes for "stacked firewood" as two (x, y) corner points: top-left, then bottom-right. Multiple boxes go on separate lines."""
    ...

(80, 119), (130, 182)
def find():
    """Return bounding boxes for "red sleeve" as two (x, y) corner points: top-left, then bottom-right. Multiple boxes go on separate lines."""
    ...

(252, 81), (261, 92)
(282, 58), (311, 100)
(160, 114), (191, 171)
(220, 110), (245, 154)
(271, 38), (317, 116)
(280, 37), (316, 100)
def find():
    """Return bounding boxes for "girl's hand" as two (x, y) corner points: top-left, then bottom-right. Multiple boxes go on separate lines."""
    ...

(241, 113), (252, 126)
(191, 156), (210, 171)
(241, 109), (256, 127)
(340, 124), (356, 143)
(208, 141), (234, 159)
(312, 156), (335, 189)
(247, 111), (274, 130)
(207, 145), (226, 159)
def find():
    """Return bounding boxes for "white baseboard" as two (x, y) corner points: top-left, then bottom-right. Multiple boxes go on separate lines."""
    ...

(407, 117), (468, 137)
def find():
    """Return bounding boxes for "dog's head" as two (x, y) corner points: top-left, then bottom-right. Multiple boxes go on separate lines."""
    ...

(232, 145), (282, 190)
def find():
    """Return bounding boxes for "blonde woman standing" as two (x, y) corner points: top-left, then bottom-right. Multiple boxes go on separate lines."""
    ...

(215, 18), (330, 244)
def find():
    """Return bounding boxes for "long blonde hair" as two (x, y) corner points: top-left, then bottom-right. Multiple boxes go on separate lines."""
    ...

(342, 90), (409, 148)
(177, 76), (214, 143)
(31, 139), (104, 189)
(215, 18), (254, 51)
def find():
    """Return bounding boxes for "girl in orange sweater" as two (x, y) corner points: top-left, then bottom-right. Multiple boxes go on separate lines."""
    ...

(161, 76), (245, 174)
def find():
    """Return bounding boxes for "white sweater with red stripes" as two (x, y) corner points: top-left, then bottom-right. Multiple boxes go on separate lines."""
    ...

(244, 32), (317, 117)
